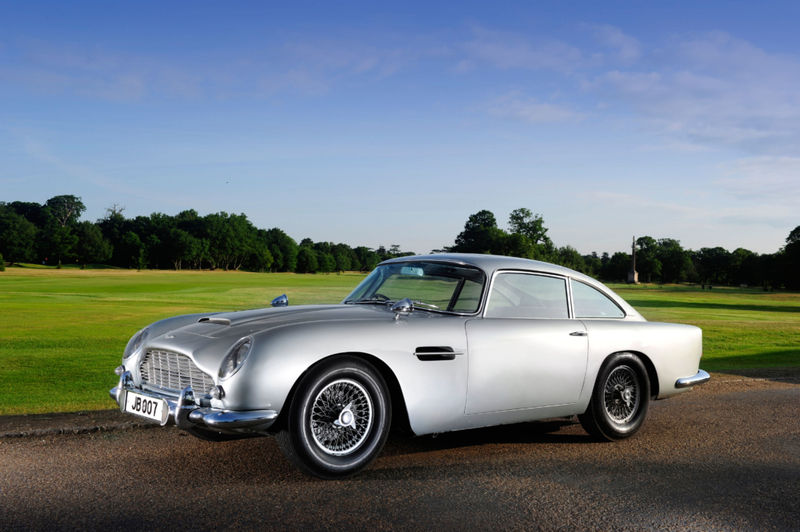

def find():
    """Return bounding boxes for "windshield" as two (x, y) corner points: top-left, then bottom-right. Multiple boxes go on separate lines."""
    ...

(343, 261), (486, 314)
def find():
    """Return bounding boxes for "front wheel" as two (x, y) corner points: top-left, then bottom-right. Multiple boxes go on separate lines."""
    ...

(276, 356), (391, 479)
(579, 352), (650, 441)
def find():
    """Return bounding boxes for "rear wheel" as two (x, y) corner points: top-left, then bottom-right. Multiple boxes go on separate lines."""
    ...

(277, 356), (391, 479)
(579, 352), (650, 441)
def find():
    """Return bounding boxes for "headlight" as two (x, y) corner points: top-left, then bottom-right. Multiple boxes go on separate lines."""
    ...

(123, 327), (150, 360)
(219, 337), (252, 380)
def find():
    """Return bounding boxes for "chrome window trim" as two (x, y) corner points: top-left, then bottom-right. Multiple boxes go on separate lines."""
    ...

(482, 270), (573, 320)
(570, 279), (627, 319)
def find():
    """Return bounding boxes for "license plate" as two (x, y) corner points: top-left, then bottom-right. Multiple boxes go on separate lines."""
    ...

(124, 391), (169, 425)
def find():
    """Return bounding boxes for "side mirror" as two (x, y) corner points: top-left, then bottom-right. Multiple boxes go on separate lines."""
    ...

(391, 298), (413, 320)
(271, 294), (288, 307)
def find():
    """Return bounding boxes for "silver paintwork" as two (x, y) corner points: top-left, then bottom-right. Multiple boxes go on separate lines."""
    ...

(111, 253), (707, 439)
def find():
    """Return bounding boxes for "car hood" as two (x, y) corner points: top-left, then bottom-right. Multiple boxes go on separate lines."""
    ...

(189, 303), (394, 337)
(140, 304), (395, 376)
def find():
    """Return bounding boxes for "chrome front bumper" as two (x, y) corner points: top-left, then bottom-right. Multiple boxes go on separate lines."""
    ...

(110, 371), (278, 434)
(675, 369), (711, 389)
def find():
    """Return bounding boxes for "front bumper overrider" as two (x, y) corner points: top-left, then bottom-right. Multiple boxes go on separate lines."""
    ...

(110, 370), (278, 434)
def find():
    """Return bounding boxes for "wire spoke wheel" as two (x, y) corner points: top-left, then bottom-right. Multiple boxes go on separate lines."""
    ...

(310, 379), (373, 455)
(603, 365), (640, 424)
(579, 353), (650, 442)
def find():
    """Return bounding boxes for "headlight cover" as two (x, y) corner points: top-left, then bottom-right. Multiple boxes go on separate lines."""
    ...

(123, 327), (150, 360)
(219, 337), (252, 380)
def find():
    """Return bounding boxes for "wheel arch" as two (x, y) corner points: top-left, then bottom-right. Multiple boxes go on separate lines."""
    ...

(599, 350), (659, 399)
(268, 351), (413, 436)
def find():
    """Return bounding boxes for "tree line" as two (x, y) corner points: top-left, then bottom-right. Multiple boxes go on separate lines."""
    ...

(1, 197), (798, 290)
(0, 196), (411, 273)
(442, 208), (800, 290)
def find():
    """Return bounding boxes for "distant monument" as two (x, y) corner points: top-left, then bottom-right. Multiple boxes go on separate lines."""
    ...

(627, 236), (639, 284)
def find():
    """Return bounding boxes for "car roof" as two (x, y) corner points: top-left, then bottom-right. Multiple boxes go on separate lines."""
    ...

(382, 253), (586, 280)
(380, 253), (641, 318)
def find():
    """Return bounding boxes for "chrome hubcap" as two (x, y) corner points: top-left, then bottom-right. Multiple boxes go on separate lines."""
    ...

(603, 366), (640, 424)
(310, 379), (373, 455)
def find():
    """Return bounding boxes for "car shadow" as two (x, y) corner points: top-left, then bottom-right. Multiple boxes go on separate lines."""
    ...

(378, 417), (590, 458)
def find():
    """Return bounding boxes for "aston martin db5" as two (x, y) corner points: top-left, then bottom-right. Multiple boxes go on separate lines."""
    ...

(111, 253), (709, 478)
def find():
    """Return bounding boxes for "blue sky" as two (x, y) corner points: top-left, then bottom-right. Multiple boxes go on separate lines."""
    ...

(2, 1), (799, 256)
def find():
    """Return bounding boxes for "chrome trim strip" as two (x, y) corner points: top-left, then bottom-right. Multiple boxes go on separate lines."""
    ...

(675, 369), (711, 389)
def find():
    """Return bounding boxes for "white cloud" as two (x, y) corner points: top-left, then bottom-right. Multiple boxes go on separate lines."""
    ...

(585, 33), (800, 150)
(486, 91), (584, 124)
(716, 156), (800, 203)
(462, 28), (584, 73)
(591, 24), (642, 63)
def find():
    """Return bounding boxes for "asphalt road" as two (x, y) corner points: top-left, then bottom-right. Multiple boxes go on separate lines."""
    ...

(1, 377), (798, 531)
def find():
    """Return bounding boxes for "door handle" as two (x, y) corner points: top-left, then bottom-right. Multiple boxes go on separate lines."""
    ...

(569, 331), (588, 337)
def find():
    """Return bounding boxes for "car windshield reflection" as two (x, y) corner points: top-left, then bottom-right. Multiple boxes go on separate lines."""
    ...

(343, 261), (486, 314)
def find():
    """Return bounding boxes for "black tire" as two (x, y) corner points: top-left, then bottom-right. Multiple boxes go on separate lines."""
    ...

(579, 352), (650, 441)
(276, 356), (391, 479)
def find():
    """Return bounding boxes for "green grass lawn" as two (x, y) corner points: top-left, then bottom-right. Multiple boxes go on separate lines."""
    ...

(0, 268), (798, 415)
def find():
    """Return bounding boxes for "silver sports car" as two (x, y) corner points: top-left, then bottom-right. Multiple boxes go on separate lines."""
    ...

(111, 253), (709, 479)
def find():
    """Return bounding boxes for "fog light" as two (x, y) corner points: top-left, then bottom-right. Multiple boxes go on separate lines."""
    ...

(115, 365), (125, 376)
(209, 385), (225, 400)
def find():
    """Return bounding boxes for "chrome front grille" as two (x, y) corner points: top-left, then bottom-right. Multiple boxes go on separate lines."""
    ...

(140, 350), (215, 394)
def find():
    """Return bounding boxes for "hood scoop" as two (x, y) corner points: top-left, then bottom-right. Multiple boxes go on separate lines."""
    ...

(198, 317), (231, 326)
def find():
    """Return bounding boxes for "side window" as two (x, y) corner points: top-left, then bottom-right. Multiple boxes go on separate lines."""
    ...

(486, 273), (569, 319)
(572, 281), (625, 318)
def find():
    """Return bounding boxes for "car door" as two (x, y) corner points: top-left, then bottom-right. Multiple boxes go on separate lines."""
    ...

(465, 271), (588, 415)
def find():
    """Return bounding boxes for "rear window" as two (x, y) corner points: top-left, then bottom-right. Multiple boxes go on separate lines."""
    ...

(572, 281), (625, 318)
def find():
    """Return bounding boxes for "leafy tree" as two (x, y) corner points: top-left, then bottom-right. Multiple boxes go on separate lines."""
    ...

(319, 252), (336, 273)
(354, 246), (379, 271)
(74, 221), (113, 268)
(784, 225), (800, 290)
(163, 228), (195, 270)
(334, 252), (351, 272)
(635, 237), (662, 283)
(787, 225), (800, 246)
(296, 247), (319, 273)
(602, 252), (630, 282)
(581, 252), (603, 278)
(693, 247), (732, 284)
(657, 238), (690, 283)
(245, 243), (274, 272)
(97, 205), (131, 267)
(508, 208), (553, 259)
(0, 253), (4, 271)
(121, 231), (146, 269)
(0, 204), (38, 263)
(553, 245), (586, 273)
(499, 232), (535, 259)
(40, 222), (78, 267)
(45, 195), (86, 227)
(452, 210), (505, 254)
(8, 201), (50, 228)
(204, 212), (255, 270)
(264, 228), (298, 272)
